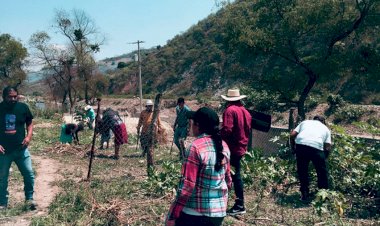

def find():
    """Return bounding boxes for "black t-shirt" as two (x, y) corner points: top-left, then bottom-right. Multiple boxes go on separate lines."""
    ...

(0, 101), (33, 153)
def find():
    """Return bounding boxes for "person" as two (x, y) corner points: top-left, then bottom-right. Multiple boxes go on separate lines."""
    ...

(220, 88), (252, 216)
(84, 105), (95, 129)
(0, 86), (36, 210)
(95, 114), (111, 150)
(290, 115), (332, 201)
(60, 123), (85, 144)
(173, 97), (191, 160)
(102, 108), (128, 159)
(166, 107), (232, 226)
(136, 99), (163, 157)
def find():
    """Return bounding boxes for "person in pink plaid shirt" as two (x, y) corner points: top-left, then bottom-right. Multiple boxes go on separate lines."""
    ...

(166, 107), (232, 226)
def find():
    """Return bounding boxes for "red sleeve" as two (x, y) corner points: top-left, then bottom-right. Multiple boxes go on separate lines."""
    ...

(221, 108), (234, 141)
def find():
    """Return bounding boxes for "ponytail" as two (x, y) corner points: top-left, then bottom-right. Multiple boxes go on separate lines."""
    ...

(211, 126), (224, 171)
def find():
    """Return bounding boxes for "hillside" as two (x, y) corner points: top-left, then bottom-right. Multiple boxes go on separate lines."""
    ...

(107, 0), (379, 105)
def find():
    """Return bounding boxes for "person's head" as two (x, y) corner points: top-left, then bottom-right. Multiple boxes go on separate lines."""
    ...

(189, 107), (224, 171)
(146, 99), (153, 111)
(177, 97), (185, 109)
(84, 105), (92, 111)
(2, 86), (18, 106)
(313, 115), (326, 125)
(221, 88), (246, 103)
(190, 107), (219, 136)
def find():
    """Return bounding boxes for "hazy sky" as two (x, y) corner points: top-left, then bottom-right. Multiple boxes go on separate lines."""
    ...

(0, 0), (217, 62)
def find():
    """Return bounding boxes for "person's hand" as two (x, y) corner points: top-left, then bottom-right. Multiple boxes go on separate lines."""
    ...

(0, 145), (5, 154)
(165, 219), (175, 226)
(324, 150), (330, 159)
(22, 136), (31, 147)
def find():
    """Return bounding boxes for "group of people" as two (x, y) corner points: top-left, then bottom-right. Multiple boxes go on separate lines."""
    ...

(166, 89), (332, 226)
(0, 85), (332, 226)
(166, 89), (252, 226)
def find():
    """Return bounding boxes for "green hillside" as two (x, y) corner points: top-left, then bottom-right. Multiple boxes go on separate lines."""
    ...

(109, 0), (379, 111)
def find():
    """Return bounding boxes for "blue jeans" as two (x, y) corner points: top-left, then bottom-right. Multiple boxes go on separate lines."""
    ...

(231, 155), (244, 204)
(0, 148), (35, 206)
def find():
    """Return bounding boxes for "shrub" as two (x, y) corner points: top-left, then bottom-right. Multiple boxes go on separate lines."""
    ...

(305, 95), (320, 112)
(142, 161), (181, 196)
(333, 105), (365, 123)
(241, 86), (281, 112)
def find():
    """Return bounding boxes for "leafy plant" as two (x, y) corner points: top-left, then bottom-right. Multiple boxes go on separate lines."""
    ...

(327, 94), (346, 114)
(312, 189), (346, 218)
(333, 105), (365, 123)
(142, 161), (181, 196)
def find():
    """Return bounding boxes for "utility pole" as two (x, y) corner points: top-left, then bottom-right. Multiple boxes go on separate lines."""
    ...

(129, 40), (145, 112)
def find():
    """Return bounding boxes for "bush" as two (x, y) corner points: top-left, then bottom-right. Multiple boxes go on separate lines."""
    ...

(333, 105), (365, 123)
(305, 95), (320, 112)
(241, 86), (281, 112)
(327, 94), (346, 114)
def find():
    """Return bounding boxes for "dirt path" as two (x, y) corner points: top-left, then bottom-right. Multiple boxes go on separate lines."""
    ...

(0, 155), (62, 226)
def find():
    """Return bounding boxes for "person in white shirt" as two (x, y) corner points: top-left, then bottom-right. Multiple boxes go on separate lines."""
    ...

(290, 115), (332, 201)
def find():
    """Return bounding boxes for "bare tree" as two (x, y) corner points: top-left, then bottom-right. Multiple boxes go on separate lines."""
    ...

(54, 9), (105, 104)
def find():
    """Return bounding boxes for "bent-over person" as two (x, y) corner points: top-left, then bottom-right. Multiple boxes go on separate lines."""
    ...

(290, 115), (332, 201)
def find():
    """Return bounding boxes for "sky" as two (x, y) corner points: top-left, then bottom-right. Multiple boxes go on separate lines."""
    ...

(0, 0), (218, 63)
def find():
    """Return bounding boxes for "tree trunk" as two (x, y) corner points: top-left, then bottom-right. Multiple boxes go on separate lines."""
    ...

(146, 93), (162, 175)
(297, 70), (317, 122)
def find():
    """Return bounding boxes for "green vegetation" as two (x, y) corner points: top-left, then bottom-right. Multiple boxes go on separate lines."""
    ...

(109, 0), (379, 121)
(1, 116), (377, 225)
(0, 33), (28, 86)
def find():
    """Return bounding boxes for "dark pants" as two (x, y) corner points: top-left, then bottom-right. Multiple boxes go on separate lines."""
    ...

(296, 144), (329, 194)
(231, 155), (244, 204)
(176, 212), (224, 226)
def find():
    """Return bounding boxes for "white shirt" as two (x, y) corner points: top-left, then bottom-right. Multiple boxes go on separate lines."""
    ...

(294, 120), (331, 151)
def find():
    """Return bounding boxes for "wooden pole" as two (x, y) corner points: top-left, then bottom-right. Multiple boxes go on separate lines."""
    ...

(86, 98), (101, 181)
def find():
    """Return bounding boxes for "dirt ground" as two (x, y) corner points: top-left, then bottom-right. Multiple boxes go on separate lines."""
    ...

(0, 156), (62, 226)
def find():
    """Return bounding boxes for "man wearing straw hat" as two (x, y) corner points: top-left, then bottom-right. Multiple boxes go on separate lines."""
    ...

(221, 88), (252, 216)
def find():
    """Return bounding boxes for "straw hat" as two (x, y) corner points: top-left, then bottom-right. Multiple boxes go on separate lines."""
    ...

(146, 99), (153, 106)
(221, 89), (247, 101)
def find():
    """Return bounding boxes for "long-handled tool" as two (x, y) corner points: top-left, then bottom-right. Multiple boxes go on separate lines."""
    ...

(169, 136), (174, 154)
(135, 130), (140, 152)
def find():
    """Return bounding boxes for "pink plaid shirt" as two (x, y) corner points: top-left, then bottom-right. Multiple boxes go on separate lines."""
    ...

(167, 134), (232, 221)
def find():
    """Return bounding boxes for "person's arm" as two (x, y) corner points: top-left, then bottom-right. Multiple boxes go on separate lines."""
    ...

(136, 112), (143, 133)
(289, 130), (298, 152)
(225, 152), (232, 189)
(323, 143), (331, 158)
(166, 145), (199, 222)
(221, 109), (233, 141)
(22, 121), (33, 147)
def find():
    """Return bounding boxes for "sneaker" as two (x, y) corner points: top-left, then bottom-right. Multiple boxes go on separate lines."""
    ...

(0, 205), (7, 211)
(25, 200), (37, 211)
(227, 203), (246, 216)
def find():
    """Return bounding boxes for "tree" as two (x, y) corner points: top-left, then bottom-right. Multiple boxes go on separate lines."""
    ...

(0, 33), (28, 86)
(221, 0), (378, 120)
(53, 9), (105, 104)
(29, 31), (77, 113)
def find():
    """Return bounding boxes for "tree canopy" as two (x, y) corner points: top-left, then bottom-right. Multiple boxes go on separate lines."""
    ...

(0, 33), (28, 86)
